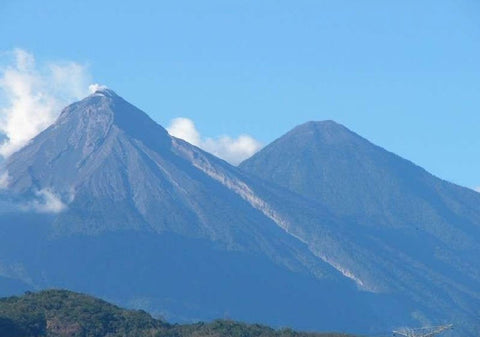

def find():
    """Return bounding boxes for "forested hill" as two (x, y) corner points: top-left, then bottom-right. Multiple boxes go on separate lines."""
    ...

(0, 290), (354, 337)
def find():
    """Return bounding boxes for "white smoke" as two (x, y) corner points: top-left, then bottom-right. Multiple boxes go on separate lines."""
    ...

(0, 49), (262, 165)
(25, 188), (67, 213)
(0, 171), (9, 189)
(0, 49), (92, 157)
(167, 117), (262, 165)
(88, 83), (108, 94)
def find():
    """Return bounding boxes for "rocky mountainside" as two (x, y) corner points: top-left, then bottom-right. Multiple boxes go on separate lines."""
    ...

(240, 120), (480, 335)
(3, 89), (332, 265)
(0, 90), (408, 334)
(0, 91), (478, 335)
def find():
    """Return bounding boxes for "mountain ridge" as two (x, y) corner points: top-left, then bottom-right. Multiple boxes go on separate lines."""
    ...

(0, 91), (478, 335)
(0, 90), (407, 334)
(240, 119), (480, 335)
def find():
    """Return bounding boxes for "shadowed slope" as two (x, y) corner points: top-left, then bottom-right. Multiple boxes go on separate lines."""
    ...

(0, 92), (410, 334)
(241, 121), (480, 335)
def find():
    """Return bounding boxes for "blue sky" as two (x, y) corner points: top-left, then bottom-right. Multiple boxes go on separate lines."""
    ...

(1, 0), (479, 187)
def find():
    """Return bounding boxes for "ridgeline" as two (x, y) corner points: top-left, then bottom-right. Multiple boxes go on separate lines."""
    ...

(0, 290), (354, 337)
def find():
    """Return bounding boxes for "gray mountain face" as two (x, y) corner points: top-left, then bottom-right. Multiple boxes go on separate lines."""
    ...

(240, 121), (480, 335)
(0, 90), (412, 334)
(2, 90), (333, 272)
(1, 91), (479, 335)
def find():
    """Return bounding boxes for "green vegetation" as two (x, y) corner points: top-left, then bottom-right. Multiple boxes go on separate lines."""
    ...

(0, 290), (163, 337)
(0, 290), (354, 337)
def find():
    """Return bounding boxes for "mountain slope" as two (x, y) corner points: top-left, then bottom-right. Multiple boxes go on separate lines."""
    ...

(240, 121), (480, 234)
(240, 120), (480, 335)
(2, 89), (317, 258)
(0, 91), (408, 334)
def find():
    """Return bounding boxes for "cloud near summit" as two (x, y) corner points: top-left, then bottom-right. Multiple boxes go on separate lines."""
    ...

(0, 49), (261, 163)
(167, 117), (262, 165)
(0, 49), (92, 157)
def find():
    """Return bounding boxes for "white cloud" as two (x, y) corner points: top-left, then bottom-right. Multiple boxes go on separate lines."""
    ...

(167, 118), (201, 146)
(0, 49), (92, 157)
(24, 188), (67, 213)
(201, 135), (262, 165)
(0, 171), (9, 189)
(167, 117), (262, 165)
(0, 49), (260, 165)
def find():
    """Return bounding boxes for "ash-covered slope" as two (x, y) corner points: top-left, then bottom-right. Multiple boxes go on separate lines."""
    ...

(0, 91), (408, 334)
(2, 90), (338, 272)
(240, 121), (480, 335)
(4, 90), (309, 245)
(240, 121), (480, 230)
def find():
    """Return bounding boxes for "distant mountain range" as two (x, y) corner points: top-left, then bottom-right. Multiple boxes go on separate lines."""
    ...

(0, 89), (478, 336)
